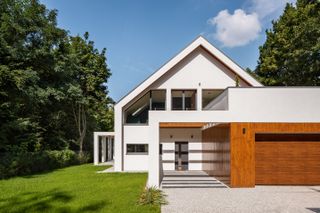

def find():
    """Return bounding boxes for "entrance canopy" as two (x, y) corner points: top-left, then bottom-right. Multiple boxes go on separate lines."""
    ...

(93, 132), (115, 165)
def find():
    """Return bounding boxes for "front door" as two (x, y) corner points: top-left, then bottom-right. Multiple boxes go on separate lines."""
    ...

(175, 142), (188, 170)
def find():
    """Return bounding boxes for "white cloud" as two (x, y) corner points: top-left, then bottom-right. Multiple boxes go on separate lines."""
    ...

(207, 0), (295, 47)
(248, 0), (295, 19)
(208, 9), (261, 48)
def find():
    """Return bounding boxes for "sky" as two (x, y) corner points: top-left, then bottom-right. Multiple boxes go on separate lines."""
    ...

(41, 0), (295, 102)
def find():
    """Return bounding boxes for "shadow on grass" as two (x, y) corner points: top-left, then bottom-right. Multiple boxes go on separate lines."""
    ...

(0, 188), (107, 213)
(19, 168), (66, 179)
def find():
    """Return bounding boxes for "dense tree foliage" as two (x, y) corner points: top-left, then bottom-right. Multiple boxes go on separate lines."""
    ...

(0, 0), (113, 176)
(256, 0), (320, 85)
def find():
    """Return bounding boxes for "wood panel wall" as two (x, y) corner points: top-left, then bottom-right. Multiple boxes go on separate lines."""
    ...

(231, 123), (320, 186)
(256, 142), (320, 184)
(229, 123), (255, 187)
(202, 125), (230, 185)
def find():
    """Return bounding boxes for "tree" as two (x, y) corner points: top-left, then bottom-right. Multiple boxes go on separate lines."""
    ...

(0, 0), (113, 177)
(0, 0), (70, 152)
(67, 33), (112, 157)
(255, 0), (320, 86)
(0, 0), (113, 159)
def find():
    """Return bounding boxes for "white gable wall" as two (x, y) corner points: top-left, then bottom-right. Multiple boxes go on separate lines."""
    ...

(153, 47), (249, 90)
(114, 37), (261, 172)
(119, 47), (251, 172)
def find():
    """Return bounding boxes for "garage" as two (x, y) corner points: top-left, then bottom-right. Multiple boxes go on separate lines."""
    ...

(202, 123), (320, 187)
(255, 133), (320, 185)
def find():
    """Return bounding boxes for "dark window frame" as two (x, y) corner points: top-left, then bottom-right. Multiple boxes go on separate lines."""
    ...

(126, 144), (149, 155)
(201, 89), (225, 109)
(124, 89), (166, 124)
(171, 89), (197, 111)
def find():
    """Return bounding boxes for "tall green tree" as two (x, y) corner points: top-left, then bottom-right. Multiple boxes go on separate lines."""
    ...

(66, 33), (112, 156)
(256, 0), (320, 85)
(0, 0), (70, 152)
(0, 0), (113, 158)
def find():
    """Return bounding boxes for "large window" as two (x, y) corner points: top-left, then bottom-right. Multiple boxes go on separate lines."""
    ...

(202, 89), (224, 109)
(127, 144), (148, 154)
(125, 93), (149, 124)
(151, 90), (166, 110)
(172, 90), (196, 110)
(125, 90), (166, 124)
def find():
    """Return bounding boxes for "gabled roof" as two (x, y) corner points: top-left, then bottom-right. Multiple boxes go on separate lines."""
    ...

(116, 36), (263, 107)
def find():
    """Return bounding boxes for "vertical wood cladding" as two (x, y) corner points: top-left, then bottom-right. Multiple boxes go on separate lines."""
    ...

(230, 123), (255, 187)
(202, 125), (230, 185)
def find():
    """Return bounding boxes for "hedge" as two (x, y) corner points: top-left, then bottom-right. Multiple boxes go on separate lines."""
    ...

(0, 149), (85, 179)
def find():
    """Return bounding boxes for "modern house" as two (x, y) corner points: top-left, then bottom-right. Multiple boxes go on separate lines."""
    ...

(94, 36), (320, 188)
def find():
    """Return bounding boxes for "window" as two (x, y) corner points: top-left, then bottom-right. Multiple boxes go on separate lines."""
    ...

(172, 90), (183, 110)
(125, 90), (166, 124)
(125, 93), (149, 124)
(202, 89), (224, 109)
(151, 90), (166, 110)
(126, 144), (148, 154)
(172, 90), (196, 110)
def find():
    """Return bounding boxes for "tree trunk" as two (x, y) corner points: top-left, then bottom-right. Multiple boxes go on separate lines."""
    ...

(72, 103), (87, 158)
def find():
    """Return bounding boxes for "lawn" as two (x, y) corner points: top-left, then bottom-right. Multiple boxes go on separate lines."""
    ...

(0, 164), (160, 213)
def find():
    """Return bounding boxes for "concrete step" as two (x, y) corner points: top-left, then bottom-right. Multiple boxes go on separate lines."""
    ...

(162, 184), (227, 188)
(161, 171), (228, 188)
(162, 180), (219, 183)
(162, 182), (221, 185)
(162, 177), (217, 181)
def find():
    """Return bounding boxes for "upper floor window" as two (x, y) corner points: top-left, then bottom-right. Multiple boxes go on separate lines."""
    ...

(125, 90), (166, 124)
(172, 90), (196, 110)
(151, 90), (166, 110)
(202, 89), (224, 109)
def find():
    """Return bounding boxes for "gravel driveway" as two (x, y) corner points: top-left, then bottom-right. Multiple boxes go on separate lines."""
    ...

(161, 186), (320, 213)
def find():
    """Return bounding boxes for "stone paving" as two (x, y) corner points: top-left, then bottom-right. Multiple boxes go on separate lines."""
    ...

(162, 185), (320, 213)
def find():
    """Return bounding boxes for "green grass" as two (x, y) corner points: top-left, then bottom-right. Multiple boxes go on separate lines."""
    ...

(0, 164), (160, 213)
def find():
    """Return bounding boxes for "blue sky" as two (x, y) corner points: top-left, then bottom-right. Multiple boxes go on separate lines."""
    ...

(41, 0), (294, 101)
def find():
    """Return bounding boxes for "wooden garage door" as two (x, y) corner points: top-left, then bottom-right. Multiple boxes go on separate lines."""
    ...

(255, 133), (320, 185)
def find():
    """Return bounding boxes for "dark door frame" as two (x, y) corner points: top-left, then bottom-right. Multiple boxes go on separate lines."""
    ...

(175, 141), (189, 171)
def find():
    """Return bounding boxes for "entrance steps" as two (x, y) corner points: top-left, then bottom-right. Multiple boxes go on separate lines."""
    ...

(161, 171), (227, 188)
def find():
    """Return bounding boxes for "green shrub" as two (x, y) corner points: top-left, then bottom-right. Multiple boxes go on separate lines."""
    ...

(138, 186), (167, 206)
(46, 150), (79, 168)
(77, 151), (92, 164)
(0, 149), (81, 179)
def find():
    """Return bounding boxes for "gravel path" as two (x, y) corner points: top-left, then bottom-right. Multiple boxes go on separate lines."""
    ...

(162, 186), (320, 213)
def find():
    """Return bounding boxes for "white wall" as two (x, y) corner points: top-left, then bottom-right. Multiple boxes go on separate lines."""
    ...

(154, 47), (248, 90)
(114, 37), (261, 180)
(147, 88), (320, 186)
(114, 104), (122, 171)
(124, 155), (149, 171)
(160, 128), (202, 171)
(124, 125), (149, 143)
(119, 47), (247, 173)
(123, 125), (149, 171)
(227, 88), (320, 122)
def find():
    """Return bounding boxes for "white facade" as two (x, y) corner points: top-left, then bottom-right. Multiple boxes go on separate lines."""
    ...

(160, 128), (202, 171)
(110, 36), (320, 187)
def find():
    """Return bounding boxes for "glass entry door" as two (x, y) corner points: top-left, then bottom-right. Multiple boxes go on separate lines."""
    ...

(175, 142), (188, 170)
